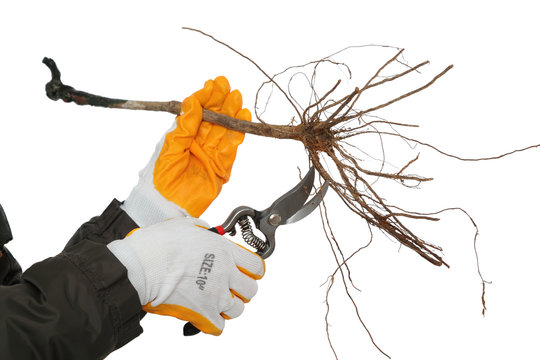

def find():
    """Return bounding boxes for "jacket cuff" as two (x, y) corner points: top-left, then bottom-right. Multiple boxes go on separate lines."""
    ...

(64, 199), (139, 250)
(61, 240), (143, 349)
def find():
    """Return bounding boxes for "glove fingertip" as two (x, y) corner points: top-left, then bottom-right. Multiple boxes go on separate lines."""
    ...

(235, 108), (252, 122)
(193, 79), (214, 106)
(205, 76), (231, 111)
(238, 264), (265, 280)
(232, 243), (266, 280)
(221, 90), (243, 117)
(213, 76), (231, 93)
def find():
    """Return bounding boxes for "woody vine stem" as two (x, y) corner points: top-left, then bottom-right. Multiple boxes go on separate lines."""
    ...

(42, 28), (540, 359)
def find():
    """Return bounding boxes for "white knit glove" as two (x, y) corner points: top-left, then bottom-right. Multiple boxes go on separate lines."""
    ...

(107, 216), (265, 335)
(120, 121), (189, 228)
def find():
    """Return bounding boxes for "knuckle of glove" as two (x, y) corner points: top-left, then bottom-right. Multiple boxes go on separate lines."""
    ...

(221, 296), (245, 319)
(193, 79), (215, 105)
(230, 276), (258, 303)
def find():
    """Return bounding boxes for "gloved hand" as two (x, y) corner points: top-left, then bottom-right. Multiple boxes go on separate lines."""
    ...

(107, 216), (265, 335)
(122, 76), (252, 226)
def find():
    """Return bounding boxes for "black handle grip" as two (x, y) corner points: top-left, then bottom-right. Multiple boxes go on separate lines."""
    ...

(182, 226), (221, 336)
(183, 322), (201, 336)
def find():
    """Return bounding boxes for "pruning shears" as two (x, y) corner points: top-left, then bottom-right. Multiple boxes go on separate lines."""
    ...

(208, 166), (329, 259)
(184, 166), (329, 335)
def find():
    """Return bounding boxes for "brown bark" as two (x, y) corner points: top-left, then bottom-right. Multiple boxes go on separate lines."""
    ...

(43, 57), (302, 140)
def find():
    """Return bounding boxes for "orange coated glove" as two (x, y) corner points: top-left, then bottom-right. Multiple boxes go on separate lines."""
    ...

(122, 76), (251, 226)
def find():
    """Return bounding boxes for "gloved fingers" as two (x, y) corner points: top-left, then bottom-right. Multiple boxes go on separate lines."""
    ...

(153, 95), (203, 192)
(143, 303), (224, 336)
(191, 79), (217, 147)
(201, 125), (228, 152)
(171, 95), (204, 142)
(230, 269), (258, 303)
(230, 243), (266, 280)
(202, 90), (244, 151)
(192, 80), (215, 144)
(203, 76), (231, 112)
(192, 79), (215, 105)
(220, 89), (243, 117)
(194, 77), (233, 148)
(216, 107), (252, 177)
(235, 107), (252, 122)
(221, 295), (245, 319)
(200, 89), (242, 151)
(218, 108), (251, 155)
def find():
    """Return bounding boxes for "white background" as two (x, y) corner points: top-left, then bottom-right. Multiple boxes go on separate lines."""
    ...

(1, 1), (539, 359)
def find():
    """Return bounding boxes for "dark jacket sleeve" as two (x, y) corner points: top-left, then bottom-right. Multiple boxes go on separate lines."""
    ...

(0, 199), (143, 360)
(0, 246), (22, 286)
(64, 198), (139, 249)
(0, 203), (21, 286)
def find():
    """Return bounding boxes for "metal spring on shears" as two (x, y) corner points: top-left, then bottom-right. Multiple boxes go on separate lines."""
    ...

(237, 216), (266, 253)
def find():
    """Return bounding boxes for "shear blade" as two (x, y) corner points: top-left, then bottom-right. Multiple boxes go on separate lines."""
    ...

(265, 167), (315, 224)
(285, 181), (329, 224)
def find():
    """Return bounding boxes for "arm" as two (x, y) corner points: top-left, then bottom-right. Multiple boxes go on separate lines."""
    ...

(0, 203), (21, 286)
(0, 247), (21, 286)
(0, 75), (255, 358)
(0, 200), (142, 360)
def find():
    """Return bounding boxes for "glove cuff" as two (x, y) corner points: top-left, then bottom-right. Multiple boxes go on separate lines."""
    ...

(121, 181), (188, 228)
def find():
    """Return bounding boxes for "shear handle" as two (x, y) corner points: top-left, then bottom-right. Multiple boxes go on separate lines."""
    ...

(219, 206), (276, 259)
(221, 206), (256, 233)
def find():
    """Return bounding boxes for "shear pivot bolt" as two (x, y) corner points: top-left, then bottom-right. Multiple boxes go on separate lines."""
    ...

(268, 213), (282, 226)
